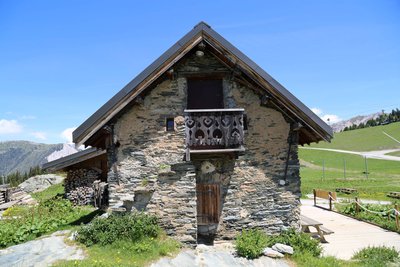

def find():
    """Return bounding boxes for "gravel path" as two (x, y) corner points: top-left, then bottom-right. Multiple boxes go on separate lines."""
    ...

(0, 230), (84, 267)
(151, 242), (289, 267)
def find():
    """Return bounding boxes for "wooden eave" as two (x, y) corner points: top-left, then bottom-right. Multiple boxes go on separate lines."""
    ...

(42, 148), (106, 172)
(73, 22), (333, 147)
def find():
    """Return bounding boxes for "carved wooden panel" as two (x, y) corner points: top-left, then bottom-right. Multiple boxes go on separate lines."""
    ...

(184, 109), (244, 149)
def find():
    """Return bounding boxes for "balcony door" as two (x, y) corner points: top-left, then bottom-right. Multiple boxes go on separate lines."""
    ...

(187, 79), (223, 109)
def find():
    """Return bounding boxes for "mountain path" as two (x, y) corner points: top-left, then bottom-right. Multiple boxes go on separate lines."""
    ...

(300, 147), (400, 162)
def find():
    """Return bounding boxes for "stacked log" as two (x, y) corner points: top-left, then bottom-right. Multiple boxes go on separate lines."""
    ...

(65, 169), (101, 206)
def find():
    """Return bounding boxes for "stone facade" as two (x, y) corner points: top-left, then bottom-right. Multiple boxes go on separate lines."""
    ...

(106, 50), (301, 245)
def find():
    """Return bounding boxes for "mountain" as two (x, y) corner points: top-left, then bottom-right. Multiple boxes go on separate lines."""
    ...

(330, 112), (382, 132)
(0, 141), (78, 176)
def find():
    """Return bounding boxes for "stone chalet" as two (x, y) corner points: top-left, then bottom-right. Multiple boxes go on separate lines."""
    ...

(44, 22), (333, 245)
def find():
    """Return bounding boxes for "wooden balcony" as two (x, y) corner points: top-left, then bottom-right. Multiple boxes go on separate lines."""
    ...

(184, 108), (245, 159)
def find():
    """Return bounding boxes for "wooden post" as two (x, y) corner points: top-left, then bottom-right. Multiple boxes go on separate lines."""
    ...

(5, 188), (10, 203)
(313, 189), (316, 206)
(328, 191), (333, 211)
(364, 157), (368, 179)
(395, 204), (399, 230)
(355, 197), (359, 215)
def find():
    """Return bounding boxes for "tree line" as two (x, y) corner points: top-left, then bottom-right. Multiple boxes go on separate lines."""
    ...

(343, 108), (400, 132)
(1, 165), (44, 187)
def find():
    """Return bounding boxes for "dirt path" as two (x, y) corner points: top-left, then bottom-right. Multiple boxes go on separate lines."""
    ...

(301, 201), (400, 260)
(300, 147), (400, 161)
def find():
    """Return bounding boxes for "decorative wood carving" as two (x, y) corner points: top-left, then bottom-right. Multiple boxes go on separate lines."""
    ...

(184, 109), (245, 149)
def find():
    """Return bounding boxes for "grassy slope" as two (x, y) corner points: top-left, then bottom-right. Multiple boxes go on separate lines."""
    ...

(299, 122), (400, 200)
(387, 151), (400, 157)
(299, 148), (400, 200)
(305, 122), (400, 151)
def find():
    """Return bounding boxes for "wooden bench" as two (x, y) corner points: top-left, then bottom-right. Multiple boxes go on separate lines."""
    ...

(313, 189), (337, 210)
(387, 192), (400, 199)
(300, 215), (333, 243)
(335, 188), (357, 194)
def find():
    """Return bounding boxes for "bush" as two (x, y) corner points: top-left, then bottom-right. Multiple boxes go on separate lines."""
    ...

(77, 213), (160, 246)
(337, 203), (400, 233)
(267, 228), (322, 257)
(0, 196), (93, 248)
(352, 246), (399, 266)
(235, 229), (268, 259)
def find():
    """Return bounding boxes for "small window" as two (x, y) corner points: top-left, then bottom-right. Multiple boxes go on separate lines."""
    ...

(166, 118), (175, 131)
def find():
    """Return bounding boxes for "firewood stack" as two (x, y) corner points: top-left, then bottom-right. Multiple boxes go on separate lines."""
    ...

(65, 168), (102, 206)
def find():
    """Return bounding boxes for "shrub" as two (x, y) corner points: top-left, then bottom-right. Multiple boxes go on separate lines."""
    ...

(267, 228), (322, 257)
(77, 213), (160, 246)
(352, 246), (399, 266)
(337, 203), (400, 233)
(235, 229), (268, 259)
(0, 196), (93, 248)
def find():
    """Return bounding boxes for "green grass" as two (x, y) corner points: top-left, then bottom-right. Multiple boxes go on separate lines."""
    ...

(386, 150), (400, 157)
(306, 122), (400, 151)
(31, 183), (65, 201)
(0, 183), (97, 248)
(56, 234), (181, 267)
(291, 253), (359, 267)
(299, 149), (400, 200)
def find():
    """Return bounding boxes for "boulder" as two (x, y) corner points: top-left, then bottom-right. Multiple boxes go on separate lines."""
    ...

(263, 247), (284, 258)
(18, 174), (64, 193)
(272, 243), (294, 255)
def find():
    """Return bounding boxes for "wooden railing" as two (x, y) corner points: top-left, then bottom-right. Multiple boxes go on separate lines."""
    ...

(184, 109), (245, 154)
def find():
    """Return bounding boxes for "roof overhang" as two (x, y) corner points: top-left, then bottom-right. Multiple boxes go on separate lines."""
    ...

(73, 22), (333, 146)
(42, 148), (106, 172)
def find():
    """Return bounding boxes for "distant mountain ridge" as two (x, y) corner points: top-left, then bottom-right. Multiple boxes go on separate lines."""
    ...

(331, 112), (382, 132)
(0, 141), (78, 176)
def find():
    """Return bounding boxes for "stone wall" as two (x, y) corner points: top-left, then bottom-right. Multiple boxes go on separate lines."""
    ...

(106, 49), (301, 244)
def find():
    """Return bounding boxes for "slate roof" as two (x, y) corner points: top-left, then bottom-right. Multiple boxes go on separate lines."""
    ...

(73, 21), (333, 146)
(42, 148), (106, 171)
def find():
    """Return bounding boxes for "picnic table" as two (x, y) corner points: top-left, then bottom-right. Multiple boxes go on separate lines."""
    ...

(300, 215), (333, 243)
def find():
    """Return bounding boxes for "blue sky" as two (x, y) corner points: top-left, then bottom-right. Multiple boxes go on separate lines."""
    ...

(0, 0), (399, 144)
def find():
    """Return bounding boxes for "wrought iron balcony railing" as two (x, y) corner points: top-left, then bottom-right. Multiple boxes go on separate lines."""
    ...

(184, 109), (245, 158)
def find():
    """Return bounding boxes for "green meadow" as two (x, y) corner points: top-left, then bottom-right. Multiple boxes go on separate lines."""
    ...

(299, 122), (400, 200)
(305, 121), (400, 151)
(299, 149), (400, 200)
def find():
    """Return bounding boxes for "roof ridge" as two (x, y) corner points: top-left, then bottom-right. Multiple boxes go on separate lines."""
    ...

(194, 21), (211, 29)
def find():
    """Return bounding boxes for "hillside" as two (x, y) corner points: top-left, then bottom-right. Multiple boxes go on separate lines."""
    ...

(299, 122), (400, 200)
(331, 112), (381, 132)
(0, 141), (77, 176)
(305, 121), (400, 152)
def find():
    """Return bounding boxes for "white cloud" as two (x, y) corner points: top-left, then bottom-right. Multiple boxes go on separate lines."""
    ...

(321, 114), (342, 124)
(311, 108), (323, 116)
(61, 127), (76, 144)
(0, 119), (23, 134)
(311, 108), (342, 124)
(31, 131), (47, 140)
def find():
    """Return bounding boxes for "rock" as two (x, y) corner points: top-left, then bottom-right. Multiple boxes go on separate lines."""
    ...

(68, 231), (78, 241)
(18, 174), (64, 193)
(0, 230), (84, 267)
(263, 247), (284, 258)
(272, 243), (294, 255)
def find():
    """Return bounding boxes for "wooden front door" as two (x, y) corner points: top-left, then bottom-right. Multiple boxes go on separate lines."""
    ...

(196, 184), (221, 225)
